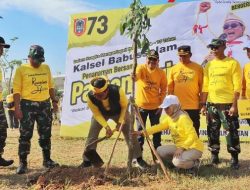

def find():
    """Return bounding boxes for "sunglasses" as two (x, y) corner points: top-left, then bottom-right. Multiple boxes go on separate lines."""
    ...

(148, 57), (158, 62)
(210, 45), (220, 50)
(223, 22), (241, 30)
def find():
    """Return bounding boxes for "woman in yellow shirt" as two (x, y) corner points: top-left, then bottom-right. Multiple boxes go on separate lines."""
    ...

(133, 95), (203, 171)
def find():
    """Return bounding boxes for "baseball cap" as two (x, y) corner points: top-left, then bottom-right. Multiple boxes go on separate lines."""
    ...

(243, 41), (250, 50)
(147, 49), (159, 59)
(90, 76), (109, 94)
(207, 38), (226, 48)
(159, 95), (180, 109)
(0, 36), (10, 48)
(178, 45), (191, 55)
(28, 45), (45, 62)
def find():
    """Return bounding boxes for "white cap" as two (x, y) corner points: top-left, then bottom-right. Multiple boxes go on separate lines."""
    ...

(160, 95), (180, 109)
(243, 41), (250, 50)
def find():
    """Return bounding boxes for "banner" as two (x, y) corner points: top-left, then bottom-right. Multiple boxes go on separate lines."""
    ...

(61, 0), (250, 141)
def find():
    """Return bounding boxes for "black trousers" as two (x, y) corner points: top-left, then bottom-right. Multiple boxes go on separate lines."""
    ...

(185, 109), (200, 137)
(136, 108), (162, 150)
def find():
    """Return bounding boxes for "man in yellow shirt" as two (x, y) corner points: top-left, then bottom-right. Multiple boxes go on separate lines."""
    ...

(0, 36), (14, 167)
(81, 76), (148, 170)
(132, 50), (167, 152)
(6, 88), (19, 129)
(201, 39), (241, 169)
(133, 95), (203, 174)
(13, 45), (59, 174)
(168, 45), (203, 136)
(241, 42), (250, 125)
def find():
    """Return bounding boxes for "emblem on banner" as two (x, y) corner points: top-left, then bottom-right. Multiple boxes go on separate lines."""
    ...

(74, 18), (87, 36)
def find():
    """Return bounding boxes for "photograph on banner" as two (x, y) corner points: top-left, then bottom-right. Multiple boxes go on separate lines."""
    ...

(61, 0), (250, 141)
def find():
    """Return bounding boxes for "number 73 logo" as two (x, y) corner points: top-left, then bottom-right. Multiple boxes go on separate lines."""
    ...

(74, 16), (108, 36)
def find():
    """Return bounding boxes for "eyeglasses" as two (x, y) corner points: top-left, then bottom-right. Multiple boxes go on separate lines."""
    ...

(148, 57), (158, 62)
(223, 22), (241, 30)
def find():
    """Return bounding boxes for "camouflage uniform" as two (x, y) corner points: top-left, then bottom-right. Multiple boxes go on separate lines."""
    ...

(0, 102), (8, 156)
(207, 103), (240, 155)
(18, 99), (52, 159)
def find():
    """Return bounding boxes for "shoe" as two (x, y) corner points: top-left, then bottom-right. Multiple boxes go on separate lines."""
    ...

(230, 154), (239, 170)
(211, 154), (220, 165)
(186, 159), (200, 176)
(43, 159), (59, 168)
(79, 161), (92, 168)
(0, 157), (14, 167)
(132, 157), (150, 171)
(16, 163), (27, 174)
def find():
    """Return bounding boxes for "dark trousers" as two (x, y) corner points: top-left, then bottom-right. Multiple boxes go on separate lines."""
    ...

(206, 103), (240, 155)
(8, 110), (19, 129)
(18, 99), (52, 158)
(136, 108), (161, 150)
(0, 102), (8, 155)
(185, 109), (200, 136)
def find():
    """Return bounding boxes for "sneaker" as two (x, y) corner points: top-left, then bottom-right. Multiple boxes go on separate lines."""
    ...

(16, 163), (27, 174)
(0, 157), (14, 167)
(43, 159), (59, 168)
(79, 161), (92, 168)
(132, 157), (150, 171)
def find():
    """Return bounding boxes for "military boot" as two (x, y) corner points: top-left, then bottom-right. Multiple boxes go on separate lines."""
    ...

(16, 157), (28, 174)
(211, 153), (220, 165)
(43, 150), (59, 168)
(230, 153), (239, 170)
(0, 155), (14, 167)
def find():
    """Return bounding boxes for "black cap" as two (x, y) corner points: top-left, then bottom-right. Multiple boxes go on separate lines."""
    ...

(0, 36), (10, 48)
(207, 38), (226, 48)
(28, 45), (45, 62)
(147, 49), (159, 59)
(178, 45), (191, 55)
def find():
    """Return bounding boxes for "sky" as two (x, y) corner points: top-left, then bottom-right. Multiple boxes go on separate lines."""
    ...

(0, 0), (192, 75)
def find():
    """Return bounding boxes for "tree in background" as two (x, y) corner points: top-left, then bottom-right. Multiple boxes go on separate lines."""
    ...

(120, 0), (151, 174)
(0, 37), (22, 95)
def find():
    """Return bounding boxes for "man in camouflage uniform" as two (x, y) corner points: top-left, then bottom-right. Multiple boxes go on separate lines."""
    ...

(0, 36), (14, 167)
(201, 39), (241, 169)
(13, 45), (59, 174)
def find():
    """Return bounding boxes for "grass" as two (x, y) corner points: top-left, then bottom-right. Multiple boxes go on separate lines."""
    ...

(1, 124), (250, 190)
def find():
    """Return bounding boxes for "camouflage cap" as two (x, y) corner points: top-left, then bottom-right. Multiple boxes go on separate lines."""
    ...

(0, 36), (10, 48)
(28, 45), (45, 62)
(207, 39), (226, 48)
(178, 45), (191, 55)
(147, 49), (159, 59)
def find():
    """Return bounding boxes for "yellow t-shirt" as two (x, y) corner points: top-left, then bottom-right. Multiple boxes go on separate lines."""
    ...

(6, 94), (15, 110)
(0, 69), (3, 101)
(242, 62), (250, 98)
(146, 114), (204, 152)
(135, 64), (167, 110)
(87, 88), (128, 128)
(168, 62), (203, 109)
(13, 63), (54, 101)
(203, 57), (242, 103)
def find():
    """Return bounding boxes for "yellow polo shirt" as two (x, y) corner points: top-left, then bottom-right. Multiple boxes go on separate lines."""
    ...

(135, 64), (167, 110)
(168, 62), (203, 109)
(13, 63), (54, 101)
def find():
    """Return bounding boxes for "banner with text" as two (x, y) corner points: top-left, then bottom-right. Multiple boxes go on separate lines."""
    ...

(61, 0), (250, 141)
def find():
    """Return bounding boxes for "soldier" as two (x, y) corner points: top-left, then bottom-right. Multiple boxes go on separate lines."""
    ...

(13, 45), (59, 174)
(81, 76), (148, 170)
(0, 36), (14, 167)
(168, 45), (203, 136)
(201, 39), (241, 169)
